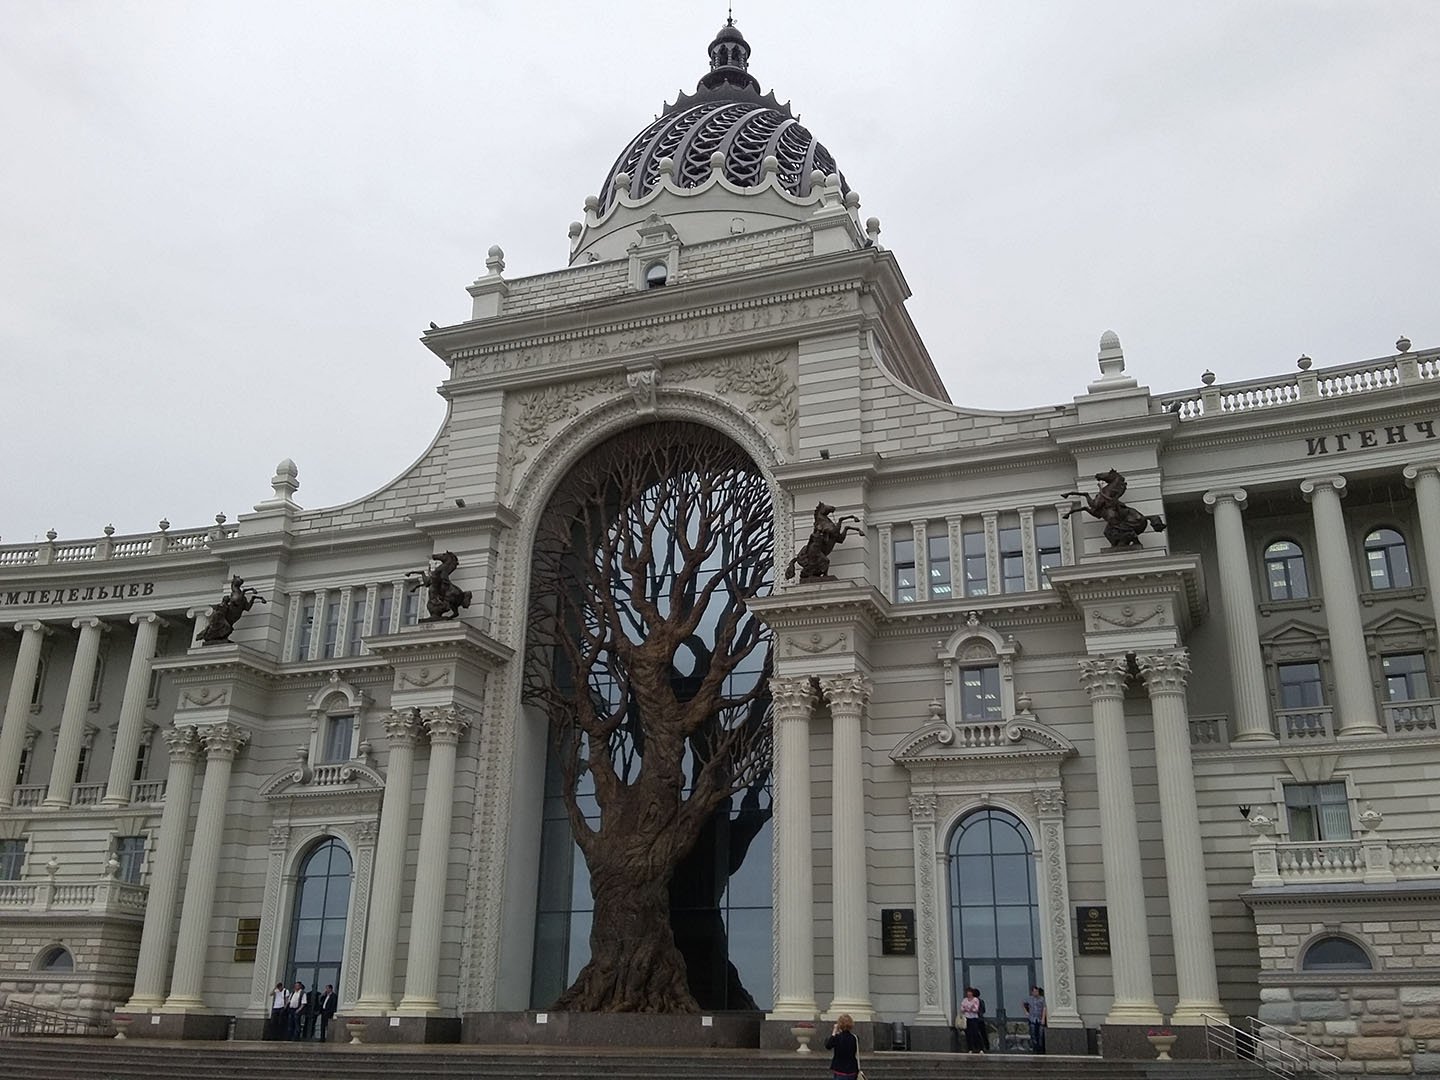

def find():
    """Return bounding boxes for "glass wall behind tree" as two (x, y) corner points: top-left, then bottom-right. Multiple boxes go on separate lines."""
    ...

(526, 422), (774, 1013)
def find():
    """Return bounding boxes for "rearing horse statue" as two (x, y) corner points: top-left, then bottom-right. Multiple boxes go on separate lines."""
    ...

(786, 501), (863, 581)
(196, 575), (268, 644)
(1062, 469), (1167, 548)
(407, 550), (472, 620)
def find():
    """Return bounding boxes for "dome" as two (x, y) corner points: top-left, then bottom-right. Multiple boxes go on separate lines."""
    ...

(596, 20), (847, 213)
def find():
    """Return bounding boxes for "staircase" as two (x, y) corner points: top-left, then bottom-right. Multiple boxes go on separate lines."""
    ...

(0, 1039), (1272, 1080)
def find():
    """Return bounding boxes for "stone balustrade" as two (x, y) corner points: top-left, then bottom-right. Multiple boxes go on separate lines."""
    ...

(0, 878), (147, 915)
(128, 779), (166, 804)
(1160, 346), (1439, 420)
(0, 523), (238, 568)
(1252, 833), (1440, 887)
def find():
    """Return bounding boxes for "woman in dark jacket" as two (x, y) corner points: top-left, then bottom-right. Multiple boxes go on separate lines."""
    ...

(825, 1013), (860, 1079)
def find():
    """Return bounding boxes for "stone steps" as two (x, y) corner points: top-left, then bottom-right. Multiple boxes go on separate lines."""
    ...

(0, 1038), (1271, 1080)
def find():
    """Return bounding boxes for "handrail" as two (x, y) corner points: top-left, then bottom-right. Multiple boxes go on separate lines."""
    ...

(0, 1000), (108, 1037)
(1203, 1013), (1340, 1078)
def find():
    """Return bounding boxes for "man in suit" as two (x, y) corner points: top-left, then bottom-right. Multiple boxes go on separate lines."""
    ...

(316, 984), (339, 1042)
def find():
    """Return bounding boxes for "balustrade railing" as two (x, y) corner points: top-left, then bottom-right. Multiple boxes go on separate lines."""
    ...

(0, 883), (38, 906)
(1253, 833), (1440, 887)
(70, 782), (106, 807)
(1188, 713), (1230, 745)
(0, 524), (238, 568)
(0, 876), (147, 914)
(1384, 699), (1438, 736)
(129, 778), (166, 804)
(1158, 346), (1439, 420)
(1276, 707), (1332, 742)
(11, 785), (47, 808)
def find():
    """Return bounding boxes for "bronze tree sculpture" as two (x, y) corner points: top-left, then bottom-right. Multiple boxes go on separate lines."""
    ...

(1062, 469), (1167, 547)
(526, 422), (773, 1013)
(196, 575), (268, 644)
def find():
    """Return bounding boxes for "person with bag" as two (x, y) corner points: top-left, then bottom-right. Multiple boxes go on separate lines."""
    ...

(957, 987), (985, 1053)
(825, 1013), (864, 1080)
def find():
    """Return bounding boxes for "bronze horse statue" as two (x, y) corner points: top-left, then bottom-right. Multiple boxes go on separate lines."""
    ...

(1062, 469), (1166, 548)
(196, 575), (268, 644)
(407, 550), (472, 620)
(786, 501), (863, 581)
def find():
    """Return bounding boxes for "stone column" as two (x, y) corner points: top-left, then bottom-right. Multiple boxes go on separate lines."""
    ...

(0, 621), (49, 808)
(43, 617), (106, 808)
(769, 675), (818, 1019)
(397, 705), (470, 1013)
(1077, 656), (1162, 1025)
(354, 708), (424, 1011)
(1403, 463), (1440, 635)
(1138, 651), (1227, 1025)
(1300, 476), (1382, 737)
(126, 725), (203, 1008)
(102, 613), (164, 806)
(821, 673), (873, 1019)
(164, 722), (249, 1009)
(1201, 490), (1276, 742)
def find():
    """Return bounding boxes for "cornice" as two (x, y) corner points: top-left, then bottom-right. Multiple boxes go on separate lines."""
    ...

(1193, 731), (1440, 760)
(1051, 414), (1177, 452)
(151, 644), (281, 682)
(1047, 551), (1205, 622)
(364, 621), (514, 669)
(747, 582), (888, 633)
(773, 454), (882, 489)
(1243, 882), (1440, 908)
(269, 657), (394, 685)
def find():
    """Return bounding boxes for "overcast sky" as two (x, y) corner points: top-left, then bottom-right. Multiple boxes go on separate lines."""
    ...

(3, 1), (1437, 542)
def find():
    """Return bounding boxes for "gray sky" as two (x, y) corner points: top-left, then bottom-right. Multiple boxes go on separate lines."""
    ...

(3, 1), (1437, 542)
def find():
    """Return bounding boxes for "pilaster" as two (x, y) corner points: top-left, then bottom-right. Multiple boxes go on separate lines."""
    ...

(768, 675), (817, 1020)
(820, 672), (872, 1020)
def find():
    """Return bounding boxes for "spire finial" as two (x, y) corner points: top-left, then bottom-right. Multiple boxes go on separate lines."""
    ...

(727, 2), (734, 27)
(702, 12), (759, 92)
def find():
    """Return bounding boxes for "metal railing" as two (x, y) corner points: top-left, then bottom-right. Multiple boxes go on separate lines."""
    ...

(0, 1000), (109, 1037)
(1205, 1014), (1340, 1078)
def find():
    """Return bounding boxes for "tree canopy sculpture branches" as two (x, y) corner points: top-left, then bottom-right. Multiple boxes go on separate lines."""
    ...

(526, 422), (774, 1012)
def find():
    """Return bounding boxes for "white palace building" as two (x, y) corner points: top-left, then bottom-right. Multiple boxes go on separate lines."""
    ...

(2, 21), (1439, 1070)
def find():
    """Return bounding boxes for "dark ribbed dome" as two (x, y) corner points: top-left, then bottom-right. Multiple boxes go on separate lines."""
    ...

(596, 21), (846, 212)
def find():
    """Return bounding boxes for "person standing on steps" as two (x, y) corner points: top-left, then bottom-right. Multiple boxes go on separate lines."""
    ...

(317, 984), (338, 1043)
(825, 1013), (860, 1079)
(287, 980), (306, 1040)
(267, 982), (286, 1040)
(1023, 985), (1048, 1053)
(958, 986), (984, 1053)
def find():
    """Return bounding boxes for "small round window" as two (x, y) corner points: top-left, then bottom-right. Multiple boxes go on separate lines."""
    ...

(644, 262), (668, 288)
(37, 946), (73, 973)
(1301, 936), (1371, 971)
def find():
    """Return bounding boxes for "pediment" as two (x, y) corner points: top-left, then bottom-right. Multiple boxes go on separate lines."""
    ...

(892, 717), (1076, 769)
(259, 759), (385, 801)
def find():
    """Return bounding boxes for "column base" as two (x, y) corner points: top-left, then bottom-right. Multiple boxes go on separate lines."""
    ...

(122, 995), (166, 1011)
(100, 796), (130, 808)
(38, 798), (68, 810)
(1103, 1002), (1164, 1026)
(345, 999), (396, 1016)
(1231, 730), (1278, 743)
(342, 1014), (460, 1044)
(1337, 725), (1386, 739)
(394, 996), (441, 1015)
(1170, 1003), (1227, 1026)
(766, 1003), (818, 1021)
(822, 1002), (875, 1022)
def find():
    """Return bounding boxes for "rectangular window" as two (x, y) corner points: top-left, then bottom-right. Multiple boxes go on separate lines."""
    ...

(322, 715), (354, 764)
(88, 651), (106, 707)
(297, 598), (316, 659)
(375, 587), (395, 636)
(115, 836), (146, 884)
(1277, 661), (1324, 709)
(0, 839), (25, 881)
(133, 739), (151, 784)
(15, 748), (29, 786)
(402, 586), (420, 626)
(321, 597), (341, 659)
(962, 527), (988, 597)
(1382, 653), (1430, 701)
(347, 595), (368, 657)
(1284, 782), (1351, 842)
(960, 665), (1002, 722)
(998, 518), (1024, 593)
(74, 746), (89, 785)
(30, 661), (45, 708)
(147, 665), (163, 707)
(1035, 515), (1062, 587)
(893, 530), (917, 603)
(928, 533), (953, 599)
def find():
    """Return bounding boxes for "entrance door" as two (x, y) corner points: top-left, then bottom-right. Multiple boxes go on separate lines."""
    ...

(949, 809), (1042, 1048)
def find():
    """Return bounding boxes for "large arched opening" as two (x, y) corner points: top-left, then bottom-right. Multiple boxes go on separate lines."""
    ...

(523, 420), (775, 1013)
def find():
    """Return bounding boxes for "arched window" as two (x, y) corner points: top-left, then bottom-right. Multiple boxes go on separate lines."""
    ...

(1264, 540), (1309, 600)
(948, 808), (1041, 1030)
(1364, 529), (1411, 590)
(1302, 936), (1371, 971)
(284, 838), (352, 994)
(37, 946), (73, 973)
(644, 262), (668, 288)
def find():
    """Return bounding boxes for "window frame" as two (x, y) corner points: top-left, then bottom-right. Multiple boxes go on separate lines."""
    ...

(1278, 778), (1355, 842)
(1362, 527), (1412, 591)
(0, 838), (27, 881)
(892, 527), (917, 604)
(1381, 651), (1430, 702)
(1262, 538), (1311, 602)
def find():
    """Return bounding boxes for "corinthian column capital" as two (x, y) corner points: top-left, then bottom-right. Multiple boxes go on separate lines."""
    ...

(382, 707), (425, 745)
(1077, 656), (1129, 700)
(1201, 488), (1247, 513)
(1138, 650), (1191, 696)
(422, 705), (471, 744)
(820, 672), (872, 716)
(198, 722), (250, 760)
(1300, 475), (1348, 501)
(162, 724), (203, 763)
(769, 676), (816, 722)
